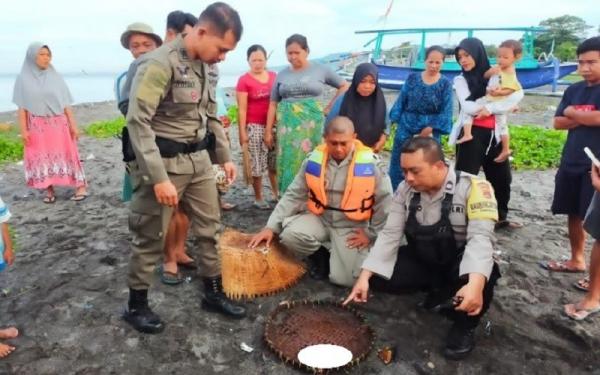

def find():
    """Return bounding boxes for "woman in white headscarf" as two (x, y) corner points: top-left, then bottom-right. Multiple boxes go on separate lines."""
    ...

(13, 43), (87, 203)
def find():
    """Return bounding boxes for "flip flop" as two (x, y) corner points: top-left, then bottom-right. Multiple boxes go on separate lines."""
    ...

(177, 259), (198, 270)
(564, 303), (600, 321)
(156, 265), (184, 286)
(220, 202), (237, 211)
(495, 220), (524, 231)
(70, 194), (88, 202)
(539, 260), (586, 273)
(43, 196), (56, 204)
(573, 276), (590, 292)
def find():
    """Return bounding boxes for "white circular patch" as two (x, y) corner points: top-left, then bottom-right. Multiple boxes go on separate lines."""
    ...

(297, 344), (353, 369)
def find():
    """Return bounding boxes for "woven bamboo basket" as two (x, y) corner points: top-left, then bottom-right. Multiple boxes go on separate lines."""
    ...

(220, 228), (306, 299)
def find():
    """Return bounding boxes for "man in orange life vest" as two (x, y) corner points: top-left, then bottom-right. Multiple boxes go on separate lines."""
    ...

(249, 116), (392, 287)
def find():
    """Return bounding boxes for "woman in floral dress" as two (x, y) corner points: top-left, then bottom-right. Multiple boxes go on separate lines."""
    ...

(265, 34), (348, 193)
(13, 42), (87, 203)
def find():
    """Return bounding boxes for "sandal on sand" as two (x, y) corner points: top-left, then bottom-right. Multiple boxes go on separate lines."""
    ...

(43, 196), (56, 204)
(252, 200), (271, 210)
(220, 202), (236, 211)
(70, 194), (88, 202)
(539, 260), (586, 273)
(494, 220), (523, 231)
(574, 276), (590, 292)
(177, 258), (198, 270)
(156, 265), (184, 285)
(564, 303), (600, 321)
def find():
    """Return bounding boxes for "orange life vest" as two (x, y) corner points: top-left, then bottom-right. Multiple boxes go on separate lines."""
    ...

(305, 140), (376, 221)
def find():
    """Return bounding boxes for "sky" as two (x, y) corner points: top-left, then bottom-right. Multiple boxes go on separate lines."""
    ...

(0, 0), (598, 76)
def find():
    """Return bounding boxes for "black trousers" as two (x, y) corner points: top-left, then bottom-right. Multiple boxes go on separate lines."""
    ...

(455, 126), (511, 221)
(371, 245), (500, 329)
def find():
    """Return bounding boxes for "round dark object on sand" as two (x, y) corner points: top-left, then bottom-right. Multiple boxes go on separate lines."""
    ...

(264, 300), (375, 372)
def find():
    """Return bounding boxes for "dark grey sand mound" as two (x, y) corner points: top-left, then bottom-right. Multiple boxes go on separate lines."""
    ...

(1, 96), (599, 374)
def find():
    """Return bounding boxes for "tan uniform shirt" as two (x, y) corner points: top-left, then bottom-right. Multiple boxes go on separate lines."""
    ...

(362, 168), (497, 279)
(266, 149), (392, 239)
(126, 34), (230, 184)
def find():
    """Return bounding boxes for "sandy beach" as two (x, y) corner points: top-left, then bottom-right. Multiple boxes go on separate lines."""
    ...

(0, 93), (599, 375)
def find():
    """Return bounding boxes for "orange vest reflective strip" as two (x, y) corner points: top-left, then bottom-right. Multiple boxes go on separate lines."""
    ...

(305, 140), (376, 221)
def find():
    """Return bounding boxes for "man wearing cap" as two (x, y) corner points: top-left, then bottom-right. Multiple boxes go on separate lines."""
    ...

(117, 22), (163, 115)
(122, 2), (246, 334)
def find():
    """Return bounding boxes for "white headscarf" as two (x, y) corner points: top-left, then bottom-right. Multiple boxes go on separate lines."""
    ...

(12, 42), (73, 116)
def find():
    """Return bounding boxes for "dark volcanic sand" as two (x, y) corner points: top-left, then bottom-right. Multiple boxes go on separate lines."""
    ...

(0, 97), (599, 375)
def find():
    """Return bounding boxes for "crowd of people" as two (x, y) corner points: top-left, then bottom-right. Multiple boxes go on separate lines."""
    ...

(2, 0), (600, 363)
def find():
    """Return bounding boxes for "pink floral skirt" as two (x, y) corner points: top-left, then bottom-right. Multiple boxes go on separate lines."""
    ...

(24, 114), (86, 189)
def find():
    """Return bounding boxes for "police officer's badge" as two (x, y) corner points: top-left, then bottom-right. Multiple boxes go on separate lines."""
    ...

(176, 65), (189, 78)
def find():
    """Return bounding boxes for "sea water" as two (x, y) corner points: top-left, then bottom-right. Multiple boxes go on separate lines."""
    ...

(0, 72), (240, 113)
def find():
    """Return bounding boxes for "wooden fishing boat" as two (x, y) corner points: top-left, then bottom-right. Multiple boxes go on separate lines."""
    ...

(355, 27), (578, 90)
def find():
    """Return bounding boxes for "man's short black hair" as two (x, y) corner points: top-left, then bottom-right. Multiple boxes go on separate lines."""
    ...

(577, 36), (600, 56)
(401, 137), (445, 164)
(167, 11), (198, 33)
(199, 2), (243, 42)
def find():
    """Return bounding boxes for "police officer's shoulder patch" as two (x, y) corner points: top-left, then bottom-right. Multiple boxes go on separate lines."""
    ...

(466, 177), (499, 221)
(136, 62), (170, 108)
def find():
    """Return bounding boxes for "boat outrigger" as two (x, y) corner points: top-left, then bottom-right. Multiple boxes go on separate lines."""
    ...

(355, 27), (578, 90)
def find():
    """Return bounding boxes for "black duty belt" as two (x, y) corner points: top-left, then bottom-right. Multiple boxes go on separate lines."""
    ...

(155, 135), (212, 158)
(122, 126), (215, 162)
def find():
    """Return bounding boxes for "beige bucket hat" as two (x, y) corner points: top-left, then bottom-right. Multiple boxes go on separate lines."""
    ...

(120, 22), (163, 49)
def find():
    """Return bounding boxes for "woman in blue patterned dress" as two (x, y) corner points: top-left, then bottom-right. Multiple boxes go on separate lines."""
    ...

(388, 46), (453, 190)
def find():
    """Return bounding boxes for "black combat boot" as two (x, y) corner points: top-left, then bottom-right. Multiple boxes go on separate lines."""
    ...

(201, 276), (247, 319)
(122, 288), (165, 334)
(307, 246), (330, 281)
(443, 322), (476, 360)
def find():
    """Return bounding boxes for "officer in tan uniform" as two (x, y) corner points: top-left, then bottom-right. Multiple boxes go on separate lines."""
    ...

(344, 136), (501, 360)
(123, 3), (246, 334)
(249, 117), (392, 287)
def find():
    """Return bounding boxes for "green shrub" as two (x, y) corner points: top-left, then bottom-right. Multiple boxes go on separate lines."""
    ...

(384, 124), (566, 170)
(0, 137), (23, 163)
(227, 105), (238, 126)
(85, 118), (126, 138)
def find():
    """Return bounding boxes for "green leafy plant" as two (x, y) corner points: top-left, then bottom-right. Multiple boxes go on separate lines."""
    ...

(0, 125), (24, 163)
(0, 138), (23, 163)
(384, 124), (566, 170)
(85, 118), (126, 138)
(227, 105), (239, 126)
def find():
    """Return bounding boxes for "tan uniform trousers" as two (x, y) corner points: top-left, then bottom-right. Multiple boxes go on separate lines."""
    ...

(127, 154), (221, 290)
(279, 213), (369, 287)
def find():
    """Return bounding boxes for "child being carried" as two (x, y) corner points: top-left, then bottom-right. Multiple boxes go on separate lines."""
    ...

(456, 39), (524, 163)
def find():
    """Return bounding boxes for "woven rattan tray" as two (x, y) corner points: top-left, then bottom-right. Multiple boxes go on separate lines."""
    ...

(264, 300), (375, 372)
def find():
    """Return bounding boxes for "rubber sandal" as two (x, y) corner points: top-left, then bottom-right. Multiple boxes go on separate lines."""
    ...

(70, 194), (88, 202)
(573, 276), (590, 292)
(564, 303), (600, 321)
(252, 200), (271, 210)
(43, 196), (56, 204)
(177, 259), (197, 270)
(220, 202), (236, 210)
(494, 220), (523, 231)
(539, 260), (586, 273)
(156, 265), (184, 285)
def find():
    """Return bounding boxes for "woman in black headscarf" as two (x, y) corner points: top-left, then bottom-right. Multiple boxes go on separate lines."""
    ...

(452, 37), (518, 228)
(325, 63), (388, 152)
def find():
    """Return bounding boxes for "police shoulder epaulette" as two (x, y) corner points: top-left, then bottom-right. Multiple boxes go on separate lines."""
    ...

(466, 177), (499, 221)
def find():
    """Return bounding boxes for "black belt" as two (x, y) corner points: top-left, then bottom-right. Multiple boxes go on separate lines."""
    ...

(122, 127), (215, 162)
(155, 136), (211, 158)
